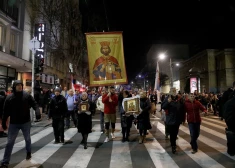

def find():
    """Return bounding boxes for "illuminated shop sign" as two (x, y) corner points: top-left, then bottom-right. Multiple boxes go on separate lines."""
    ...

(34, 23), (45, 59)
(190, 77), (197, 93)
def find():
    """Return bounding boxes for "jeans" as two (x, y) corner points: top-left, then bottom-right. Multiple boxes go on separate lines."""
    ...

(100, 111), (104, 131)
(2, 121), (31, 164)
(188, 122), (201, 151)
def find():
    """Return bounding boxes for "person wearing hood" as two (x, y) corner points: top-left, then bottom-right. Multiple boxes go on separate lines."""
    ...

(0, 91), (7, 137)
(0, 80), (41, 168)
(184, 93), (207, 154)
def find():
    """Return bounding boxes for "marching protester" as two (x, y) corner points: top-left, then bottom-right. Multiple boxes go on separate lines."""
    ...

(120, 90), (134, 142)
(102, 86), (118, 142)
(223, 95), (235, 156)
(77, 92), (92, 149)
(0, 91), (7, 137)
(65, 89), (78, 129)
(184, 93), (207, 154)
(162, 91), (185, 154)
(96, 89), (106, 133)
(0, 80), (41, 167)
(48, 88), (67, 144)
(137, 91), (151, 144)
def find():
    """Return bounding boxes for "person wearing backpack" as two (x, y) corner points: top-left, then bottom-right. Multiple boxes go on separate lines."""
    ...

(223, 96), (235, 156)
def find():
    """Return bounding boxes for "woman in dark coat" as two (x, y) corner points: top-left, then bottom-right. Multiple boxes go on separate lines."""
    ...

(137, 91), (151, 144)
(77, 92), (92, 149)
(120, 90), (134, 142)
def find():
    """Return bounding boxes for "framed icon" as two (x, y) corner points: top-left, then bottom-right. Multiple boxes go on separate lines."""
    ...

(123, 97), (140, 114)
(79, 103), (88, 112)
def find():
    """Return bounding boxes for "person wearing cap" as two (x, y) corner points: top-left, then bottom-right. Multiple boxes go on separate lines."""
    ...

(48, 88), (68, 144)
(1, 80), (41, 168)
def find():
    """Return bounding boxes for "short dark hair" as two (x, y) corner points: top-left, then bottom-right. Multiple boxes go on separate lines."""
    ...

(110, 86), (115, 89)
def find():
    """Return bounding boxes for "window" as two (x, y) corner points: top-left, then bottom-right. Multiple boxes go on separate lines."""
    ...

(10, 33), (16, 55)
(0, 25), (4, 51)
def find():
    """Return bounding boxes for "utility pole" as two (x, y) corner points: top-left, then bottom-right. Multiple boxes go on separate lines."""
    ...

(29, 38), (40, 97)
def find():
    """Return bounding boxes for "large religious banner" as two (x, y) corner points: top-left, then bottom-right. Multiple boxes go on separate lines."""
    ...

(85, 32), (128, 87)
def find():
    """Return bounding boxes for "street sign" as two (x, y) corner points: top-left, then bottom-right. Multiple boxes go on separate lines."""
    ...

(29, 38), (40, 51)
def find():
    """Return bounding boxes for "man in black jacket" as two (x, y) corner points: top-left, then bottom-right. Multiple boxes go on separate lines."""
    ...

(48, 88), (67, 144)
(0, 80), (41, 168)
(223, 96), (235, 156)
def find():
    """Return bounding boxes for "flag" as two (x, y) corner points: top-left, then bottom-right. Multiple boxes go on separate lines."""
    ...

(71, 74), (75, 93)
(154, 61), (160, 91)
(154, 61), (161, 103)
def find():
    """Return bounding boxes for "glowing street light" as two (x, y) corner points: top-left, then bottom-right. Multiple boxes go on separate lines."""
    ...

(159, 53), (166, 60)
(176, 63), (180, 66)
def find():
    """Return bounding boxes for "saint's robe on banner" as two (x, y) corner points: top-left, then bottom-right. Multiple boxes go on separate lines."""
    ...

(85, 32), (128, 87)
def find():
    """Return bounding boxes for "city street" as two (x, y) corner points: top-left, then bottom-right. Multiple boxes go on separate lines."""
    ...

(0, 105), (234, 168)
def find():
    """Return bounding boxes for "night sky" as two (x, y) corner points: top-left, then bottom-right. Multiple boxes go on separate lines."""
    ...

(80, 0), (235, 81)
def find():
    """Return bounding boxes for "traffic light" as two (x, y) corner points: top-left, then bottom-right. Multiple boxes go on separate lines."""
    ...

(38, 57), (44, 72)
(34, 56), (39, 74)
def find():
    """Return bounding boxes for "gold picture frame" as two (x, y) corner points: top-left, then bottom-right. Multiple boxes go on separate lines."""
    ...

(79, 103), (88, 112)
(124, 97), (140, 114)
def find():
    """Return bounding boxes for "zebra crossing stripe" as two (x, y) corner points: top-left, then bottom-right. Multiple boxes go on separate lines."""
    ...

(202, 117), (226, 125)
(134, 122), (179, 168)
(199, 124), (226, 140)
(180, 124), (235, 160)
(157, 122), (226, 168)
(0, 127), (53, 159)
(63, 124), (101, 168)
(14, 127), (78, 168)
(202, 119), (226, 131)
(110, 123), (133, 168)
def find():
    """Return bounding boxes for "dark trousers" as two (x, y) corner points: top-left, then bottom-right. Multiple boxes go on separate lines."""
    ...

(188, 122), (201, 151)
(52, 118), (65, 142)
(167, 124), (180, 147)
(65, 110), (78, 127)
(100, 111), (104, 131)
(225, 128), (235, 155)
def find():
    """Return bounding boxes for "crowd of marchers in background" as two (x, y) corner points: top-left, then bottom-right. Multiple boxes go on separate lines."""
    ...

(0, 81), (235, 168)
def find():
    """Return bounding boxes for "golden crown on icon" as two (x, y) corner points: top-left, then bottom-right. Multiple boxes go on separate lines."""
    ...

(100, 41), (110, 47)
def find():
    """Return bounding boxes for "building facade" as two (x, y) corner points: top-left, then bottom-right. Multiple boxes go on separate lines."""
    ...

(179, 49), (235, 93)
(0, 0), (32, 91)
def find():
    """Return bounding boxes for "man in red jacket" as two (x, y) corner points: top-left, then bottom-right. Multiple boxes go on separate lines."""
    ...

(184, 93), (207, 154)
(102, 86), (118, 142)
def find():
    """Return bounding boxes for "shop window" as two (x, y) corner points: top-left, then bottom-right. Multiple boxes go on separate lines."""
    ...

(0, 66), (7, 76)
(8, 68), (15, 77)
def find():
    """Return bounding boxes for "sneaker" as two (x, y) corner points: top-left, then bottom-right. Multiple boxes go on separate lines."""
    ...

(111, 133), (115, 139)
(104, 137), (109, 142)
(26, 152), (32, 160)
(191, 149), (198, 154)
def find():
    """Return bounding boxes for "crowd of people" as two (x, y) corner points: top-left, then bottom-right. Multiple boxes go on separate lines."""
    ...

(0, 80), (235, 167)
